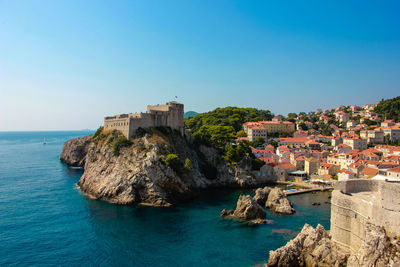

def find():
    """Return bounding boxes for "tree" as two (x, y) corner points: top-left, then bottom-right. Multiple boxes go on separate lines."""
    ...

(270, 140), (278, 149)
(250, 136), (265, 148)
(299, 122), (308, 131)
(375, 96), (400, 122)
(236, 130), (247, 137)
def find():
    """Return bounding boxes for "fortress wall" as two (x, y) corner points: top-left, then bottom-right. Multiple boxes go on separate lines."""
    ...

(104, 117), (130, 139)
(105, 102), (184, 139)
(331, 179), (400, 253)
(330, 190), (373, 253)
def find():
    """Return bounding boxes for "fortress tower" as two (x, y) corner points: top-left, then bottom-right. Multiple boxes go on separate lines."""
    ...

(103, 102), (184, 139)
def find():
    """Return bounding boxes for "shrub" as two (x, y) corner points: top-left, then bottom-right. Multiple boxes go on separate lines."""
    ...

(184, 158), (192, 172)
(164, 154), (183, 174)
(93, 126), (104, 138)
(113, 137), (133, 156)
(135, 127), (148, 138)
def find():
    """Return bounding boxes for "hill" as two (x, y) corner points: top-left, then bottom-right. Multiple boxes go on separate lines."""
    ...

(375, 96), (400, 122)
(184, 111), (199, 119)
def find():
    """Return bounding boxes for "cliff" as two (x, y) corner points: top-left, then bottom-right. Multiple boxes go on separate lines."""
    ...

(61, 128), (262, 206)
(60, 135), (92, 167)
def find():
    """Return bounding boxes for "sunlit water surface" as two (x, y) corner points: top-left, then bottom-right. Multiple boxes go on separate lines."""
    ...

(0, 131), (331, 266)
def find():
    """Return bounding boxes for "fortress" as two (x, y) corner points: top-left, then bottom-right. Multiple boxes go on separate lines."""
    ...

(104, 102), (184, 139)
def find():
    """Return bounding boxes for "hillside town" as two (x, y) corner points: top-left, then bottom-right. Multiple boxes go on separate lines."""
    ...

(239, 103), (400, 183)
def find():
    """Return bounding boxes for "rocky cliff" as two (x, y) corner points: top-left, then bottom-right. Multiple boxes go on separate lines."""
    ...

(60, 135), (92, 167)
(61, 128), (263, 206)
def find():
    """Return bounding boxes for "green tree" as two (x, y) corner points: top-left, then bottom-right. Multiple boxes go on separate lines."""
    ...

(299, 122), (308, 131)
(375, 96), (400, 122)
(250, 136), (265, 148)
(236, 130), (247, 137)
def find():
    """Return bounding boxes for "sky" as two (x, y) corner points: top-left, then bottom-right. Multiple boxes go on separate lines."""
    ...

(1, 0), (400, 131)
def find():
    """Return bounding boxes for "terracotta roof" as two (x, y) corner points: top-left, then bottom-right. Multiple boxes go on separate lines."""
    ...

(388, 166), (400, 173)
(361, 167), (378, 176)
(339, 169), (354, 174)
(280, 163), (295, 169)
(280, 137), (309, 143)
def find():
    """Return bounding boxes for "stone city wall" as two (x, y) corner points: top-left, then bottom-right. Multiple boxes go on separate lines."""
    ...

(330, 179), (400, 254)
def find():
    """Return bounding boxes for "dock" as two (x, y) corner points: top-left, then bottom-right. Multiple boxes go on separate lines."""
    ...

(284, 187), (333, 196)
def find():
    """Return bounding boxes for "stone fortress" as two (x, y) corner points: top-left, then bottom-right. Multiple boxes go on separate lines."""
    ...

(104, 101), (184, 139)
(331, 179), (400, 254)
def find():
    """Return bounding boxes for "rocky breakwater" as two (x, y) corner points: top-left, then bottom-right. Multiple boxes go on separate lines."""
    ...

(254, 187), (295, 215)
(60, 127), (263, 207)
(221, 195), (271, 225)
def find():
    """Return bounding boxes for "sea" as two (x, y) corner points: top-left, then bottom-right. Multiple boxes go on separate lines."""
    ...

(0, 131), (331, 266)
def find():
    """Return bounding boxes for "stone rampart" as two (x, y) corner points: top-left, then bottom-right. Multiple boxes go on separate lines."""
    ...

(331, 179), (400, 254)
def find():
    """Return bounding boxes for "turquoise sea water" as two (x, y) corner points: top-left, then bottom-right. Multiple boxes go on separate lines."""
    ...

(0, 131), (331, 266)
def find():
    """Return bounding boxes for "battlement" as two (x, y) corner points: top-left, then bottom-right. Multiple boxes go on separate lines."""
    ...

(103, 102), (184, 139)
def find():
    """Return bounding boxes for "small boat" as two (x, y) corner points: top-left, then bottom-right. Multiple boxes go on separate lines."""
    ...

(43, 138), (47, 145)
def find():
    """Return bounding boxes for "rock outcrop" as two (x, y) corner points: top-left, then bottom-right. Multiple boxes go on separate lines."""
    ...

(60, 135), (92, 167)
(347, 223), (400, 266)
(267, 224), (348, 267)
(265, 187), (295, 215)
(267, 222), (400, 267)
(233, 195), (267, 221)
(221, 194), (271, 225)
(60, 128), (265, 206)
(254, 186), (271, 205)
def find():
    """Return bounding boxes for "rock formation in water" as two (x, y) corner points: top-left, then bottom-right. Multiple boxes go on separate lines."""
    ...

(233, 195), (267, 220)
(265, 187), (295, 215)
(254, 186), (271, 205)
(221, 194), (271, 225)
(60, 128), (264, 206)
(253, 187), (295, 215)
(60, 135), (92, 167)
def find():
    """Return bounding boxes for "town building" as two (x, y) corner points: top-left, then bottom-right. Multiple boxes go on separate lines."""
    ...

(304, 157), (320, 175)
(360, 129), (384, 144)
(342, 137), (367, 151)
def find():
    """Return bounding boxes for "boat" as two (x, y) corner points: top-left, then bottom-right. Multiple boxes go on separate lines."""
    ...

(43, 138), (47, 145)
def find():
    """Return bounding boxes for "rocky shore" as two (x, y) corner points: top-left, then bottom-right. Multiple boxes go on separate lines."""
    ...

(267, 222), (400, 266)
(60, 128), (271, 206)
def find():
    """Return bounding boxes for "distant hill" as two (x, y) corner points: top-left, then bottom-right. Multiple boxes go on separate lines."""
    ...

(184, 111), (199, 119)
(375, 96), (400, 122)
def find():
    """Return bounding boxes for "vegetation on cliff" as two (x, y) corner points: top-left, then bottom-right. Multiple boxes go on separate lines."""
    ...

(185, 106), (273, 134)
(375, 96), (400, 122)
(184, 107), (273, 169)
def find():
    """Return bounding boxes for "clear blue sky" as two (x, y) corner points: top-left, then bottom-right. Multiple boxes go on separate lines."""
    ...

(1, 0), (400, 130)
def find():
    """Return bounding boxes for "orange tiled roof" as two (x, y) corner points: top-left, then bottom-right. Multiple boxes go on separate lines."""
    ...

(361, 167), (378, 176)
